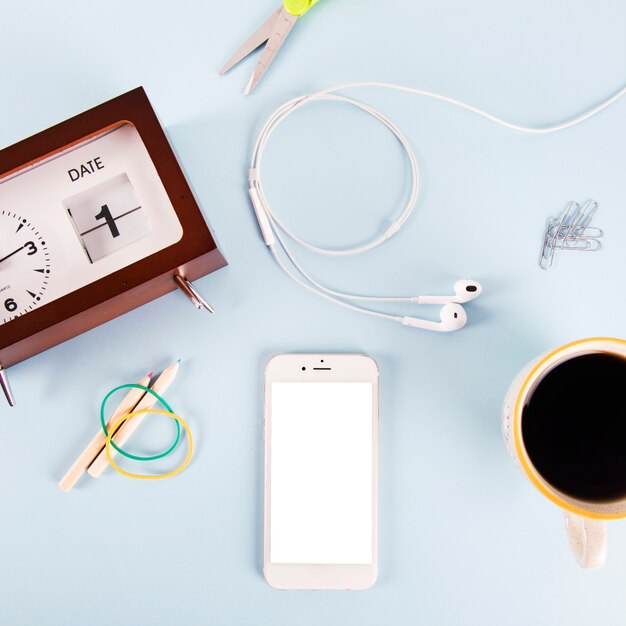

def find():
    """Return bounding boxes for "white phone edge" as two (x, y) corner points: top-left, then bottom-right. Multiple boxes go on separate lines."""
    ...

(263, 353), (379, 590)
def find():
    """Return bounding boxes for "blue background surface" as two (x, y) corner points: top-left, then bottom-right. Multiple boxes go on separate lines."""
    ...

(1, 1), (625, 624)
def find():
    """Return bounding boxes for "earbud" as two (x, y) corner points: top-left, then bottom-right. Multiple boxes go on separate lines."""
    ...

(402, 303), (467, 332)
(414, 279), (482, 305)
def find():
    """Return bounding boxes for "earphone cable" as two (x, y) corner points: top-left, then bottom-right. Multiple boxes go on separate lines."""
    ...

(250, 81), (626, 325)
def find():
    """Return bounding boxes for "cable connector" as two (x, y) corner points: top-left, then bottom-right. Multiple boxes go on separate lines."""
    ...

(249, 188), (275, 246)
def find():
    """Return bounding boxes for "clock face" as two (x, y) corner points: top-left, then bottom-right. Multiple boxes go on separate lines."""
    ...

(0, 211), (50, 323)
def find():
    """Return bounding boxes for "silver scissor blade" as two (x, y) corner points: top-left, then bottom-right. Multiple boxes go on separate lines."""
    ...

(244, 7), (298, 95)
(219, 6), (282, 75)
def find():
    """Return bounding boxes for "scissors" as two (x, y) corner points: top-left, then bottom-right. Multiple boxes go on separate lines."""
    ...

(219, 0), (320, 95)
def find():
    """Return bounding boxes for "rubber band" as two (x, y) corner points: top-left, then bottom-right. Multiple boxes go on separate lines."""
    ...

(105, 409), (193, 480)
(100, 384), (180, 461)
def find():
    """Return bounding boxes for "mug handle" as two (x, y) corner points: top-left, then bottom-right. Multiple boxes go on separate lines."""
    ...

(563, 511), (606, 569)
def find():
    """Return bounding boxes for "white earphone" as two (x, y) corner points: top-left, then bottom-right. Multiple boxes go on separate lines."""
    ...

(402, 303), (468, 332)
(247, 81), (625, 332)
(250, 176), (481, 332)
(414, 279), (482, 305)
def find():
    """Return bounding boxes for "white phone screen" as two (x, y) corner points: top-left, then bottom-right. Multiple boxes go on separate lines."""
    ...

(270, 382), (373, 565)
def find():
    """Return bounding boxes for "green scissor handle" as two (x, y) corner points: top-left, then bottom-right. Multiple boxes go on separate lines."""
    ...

(283, 0), (320, 17)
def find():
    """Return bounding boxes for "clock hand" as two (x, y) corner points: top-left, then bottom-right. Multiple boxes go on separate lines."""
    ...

(0, 244), (25, 264)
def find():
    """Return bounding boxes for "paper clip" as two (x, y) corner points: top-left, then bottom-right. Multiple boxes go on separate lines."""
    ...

(539, 200), (603, 270)
(566, 200), (599, 244)
(540, 217), (561, 270)
(549, 237), (602, 252)
(548, 224), (603, 239)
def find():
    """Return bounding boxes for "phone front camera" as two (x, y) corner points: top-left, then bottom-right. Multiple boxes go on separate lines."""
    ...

(302, 367), (306, 371)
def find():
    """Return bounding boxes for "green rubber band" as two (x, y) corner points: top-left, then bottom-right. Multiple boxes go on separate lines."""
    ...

(100, 384), (180, 462)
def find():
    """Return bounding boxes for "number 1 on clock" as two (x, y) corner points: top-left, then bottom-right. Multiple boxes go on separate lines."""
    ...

(95, 204), (120, 238)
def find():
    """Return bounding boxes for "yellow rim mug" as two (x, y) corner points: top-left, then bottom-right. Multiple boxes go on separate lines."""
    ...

(501, 337), (626, 569)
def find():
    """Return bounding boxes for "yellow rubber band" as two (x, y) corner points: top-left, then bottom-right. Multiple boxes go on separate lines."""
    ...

(105, 409), (193, 480)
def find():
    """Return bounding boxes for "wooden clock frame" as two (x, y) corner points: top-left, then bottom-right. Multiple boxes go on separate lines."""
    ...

(0, 87), (226, 380)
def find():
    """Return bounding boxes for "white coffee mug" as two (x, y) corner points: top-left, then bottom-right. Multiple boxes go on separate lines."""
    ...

(501, 337), (626, 569)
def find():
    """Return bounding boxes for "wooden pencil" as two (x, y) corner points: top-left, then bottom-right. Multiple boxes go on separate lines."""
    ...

(58, 373), (152, 492)
(87, 360), (180, 478)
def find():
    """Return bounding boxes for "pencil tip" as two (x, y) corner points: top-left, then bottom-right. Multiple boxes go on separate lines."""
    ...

(148, 372), (154, 378)
(176, 358), (182, 364)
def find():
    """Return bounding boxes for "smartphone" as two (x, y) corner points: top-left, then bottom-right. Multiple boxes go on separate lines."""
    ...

(263, 353), (379, 590)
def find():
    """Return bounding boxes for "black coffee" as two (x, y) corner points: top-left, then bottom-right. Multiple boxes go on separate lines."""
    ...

(522, 352), (626, 503)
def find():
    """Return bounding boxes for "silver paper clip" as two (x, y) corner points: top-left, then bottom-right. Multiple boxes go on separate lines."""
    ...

(539, 200), (603, 270)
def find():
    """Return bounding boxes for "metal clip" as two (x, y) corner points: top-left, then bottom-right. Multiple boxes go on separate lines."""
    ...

(549, 237), (603, 252)
(0, 366), (15, 407)
(174, 275), (214, 312)
(566, 200), (600, 243)
(539, 200), (603, 270)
